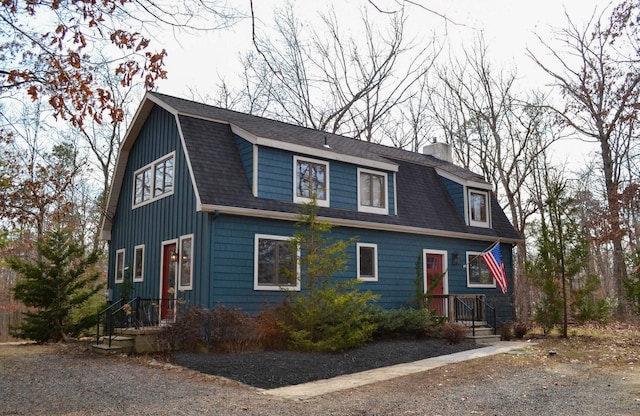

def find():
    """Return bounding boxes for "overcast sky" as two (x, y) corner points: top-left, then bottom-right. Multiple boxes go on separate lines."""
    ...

(154, 0), (611, 166)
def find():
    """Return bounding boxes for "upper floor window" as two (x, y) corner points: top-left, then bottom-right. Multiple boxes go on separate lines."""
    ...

(358, 168), (388, 214)
(254, 234), (300, 291)
(357, 243), (378, 281)
(468, 189), (490, 227)
(294, 156), (329, 207)
(133, 152), (175, 208)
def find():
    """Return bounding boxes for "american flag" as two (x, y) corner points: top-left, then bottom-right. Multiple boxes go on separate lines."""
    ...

(481, 243), (508, 294)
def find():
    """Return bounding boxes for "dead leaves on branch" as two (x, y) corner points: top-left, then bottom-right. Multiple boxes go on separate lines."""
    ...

(1, 0), (168, 127)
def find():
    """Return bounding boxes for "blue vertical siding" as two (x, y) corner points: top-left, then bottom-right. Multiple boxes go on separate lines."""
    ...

(108, 106), (210, 308)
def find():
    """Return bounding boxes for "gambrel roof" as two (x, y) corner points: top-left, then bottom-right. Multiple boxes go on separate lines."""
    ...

(101, 92), (520, 243)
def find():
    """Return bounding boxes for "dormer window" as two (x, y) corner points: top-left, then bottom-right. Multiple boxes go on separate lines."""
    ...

(468, 189), (490, 227)
(133, 152), (175, 208)
(358, 168), (388, 215)
(294, 156), (329, 207)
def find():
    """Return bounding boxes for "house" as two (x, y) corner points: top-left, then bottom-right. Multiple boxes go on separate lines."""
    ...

(100, 92), (521, 326)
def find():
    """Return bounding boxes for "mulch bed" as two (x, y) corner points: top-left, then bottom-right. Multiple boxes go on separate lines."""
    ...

(172, 339), (479, 389)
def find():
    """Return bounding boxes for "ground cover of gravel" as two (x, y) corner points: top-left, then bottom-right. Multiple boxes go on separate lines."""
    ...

(172, 339), (479, 388)
(1, 324), (639, 415)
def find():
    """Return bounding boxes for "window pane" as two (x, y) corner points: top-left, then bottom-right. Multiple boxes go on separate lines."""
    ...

(154, 161), (165, 197)
(142, 169), (151, 202)
(468, 254), (493, 285)
(297, 160), (326, 200)
(116, 251), (124, 282)
(135, 173), (144, 204)
(134, 247), (143, 281)
(371, 175), (384, 207)
(164, 157), (174, 193)
(359, 246), (375, 277)
(360, 173), (371, 206)
(360, 172), (385, 208)
(258, 238), (296, 286)
(180, 237), (192, 288)
(470, 192), (487, 222)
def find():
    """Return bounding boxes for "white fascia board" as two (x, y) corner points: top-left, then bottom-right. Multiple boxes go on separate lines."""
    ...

(174, 115), (203, 210)
(229, 125), (398, 173)
(435, 168), (493, 191)
(200, 204), (521, 244)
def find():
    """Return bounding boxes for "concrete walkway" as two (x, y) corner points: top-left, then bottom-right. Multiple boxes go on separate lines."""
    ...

(264, 341), (534, 400)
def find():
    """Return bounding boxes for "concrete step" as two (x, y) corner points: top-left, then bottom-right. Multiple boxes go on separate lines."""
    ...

(468, 326), (495, 337)
(91, 343), (124, 355)
(466, 334), (502, 345)
(93, 335), (134, 354)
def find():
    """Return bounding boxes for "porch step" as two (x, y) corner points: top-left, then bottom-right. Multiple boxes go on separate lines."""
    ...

(466, 334), (502, 345)
(92, 335), (134, 354)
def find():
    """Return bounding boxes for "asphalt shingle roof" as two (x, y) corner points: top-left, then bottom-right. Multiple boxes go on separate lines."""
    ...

(155, 92), (520, 241)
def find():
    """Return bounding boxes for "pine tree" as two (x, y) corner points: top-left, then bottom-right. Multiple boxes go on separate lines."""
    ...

(7, 228), (103, 342)
(284, 197), (379, 352)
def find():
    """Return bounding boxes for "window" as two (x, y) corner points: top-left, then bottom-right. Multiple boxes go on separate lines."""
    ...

(357, 243), (378, 281)
(466, 252), (496, 288)
(115, 249), (125, 283)
(254, 234), (299, 291)
(133, 245), (144, 282)
(358, 168), (388, 214)
(133, 152), (175, 208)
(468, 189), (490, 227)
(179, 235), (193, 290)
(294, 156), (329, 207)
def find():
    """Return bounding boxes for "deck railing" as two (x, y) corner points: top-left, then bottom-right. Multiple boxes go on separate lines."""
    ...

(429, 294), (497, 335)
(95, 297), (184, 347)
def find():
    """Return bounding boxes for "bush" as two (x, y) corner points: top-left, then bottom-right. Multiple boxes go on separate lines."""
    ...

(284, 280), (379, 352)
(513, 320), (530, 339)
(159, 304), (267, 353)
(439, 322), (468, 344)
(369, 306), (431, 339)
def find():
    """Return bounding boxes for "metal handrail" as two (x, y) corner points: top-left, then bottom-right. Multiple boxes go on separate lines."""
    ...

(454, 297), (477, 336)
(95, 299), (124, 346)
(95, 297), (184, 348)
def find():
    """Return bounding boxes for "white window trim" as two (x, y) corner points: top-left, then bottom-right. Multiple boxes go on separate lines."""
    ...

(293, 155), (330, 207)
(357, 167), (389, 215)
(254, 234), (300, 291)
(357, 243), (378, 282)
(422, 249), (449, 294)
(466, 251), (497, 289)
(178, 234), (194, 291)
(132, 151), (176, 209)
(115, 249), (125, 284)
(133, 244), (144, 282)
(466, 188), (491, 228)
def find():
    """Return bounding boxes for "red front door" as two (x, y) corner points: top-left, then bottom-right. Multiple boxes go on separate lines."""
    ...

(161, 243), (177, 321)
(426, 253), (446, 316)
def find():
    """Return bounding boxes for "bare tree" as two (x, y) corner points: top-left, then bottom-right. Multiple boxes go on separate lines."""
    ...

(231, 1), (439, 142)
(433, 38), (560, 319)
(528, 3), (640, 310)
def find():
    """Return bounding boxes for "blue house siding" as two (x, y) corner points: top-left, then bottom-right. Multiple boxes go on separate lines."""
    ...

(234, 135), (254, 191)
(206, 214), (513, 320)
(440, 176), (464, 218)
(102, 94), (519, 329)
(257, 147), (292, 201)
(108, 106), (209, 308)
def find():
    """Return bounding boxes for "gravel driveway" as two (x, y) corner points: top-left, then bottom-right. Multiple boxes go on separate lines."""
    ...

(0, 341), (638, 415)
